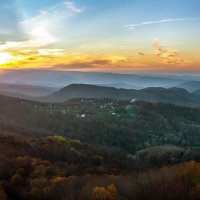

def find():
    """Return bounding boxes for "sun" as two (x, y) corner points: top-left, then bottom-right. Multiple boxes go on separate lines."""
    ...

(0, 52), (13, 65)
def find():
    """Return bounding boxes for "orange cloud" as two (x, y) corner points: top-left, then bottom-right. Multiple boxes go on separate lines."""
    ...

(152, 38), (192, 66)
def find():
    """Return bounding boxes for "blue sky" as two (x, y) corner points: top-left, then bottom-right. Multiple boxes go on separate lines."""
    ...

(0, 0), (199, 73)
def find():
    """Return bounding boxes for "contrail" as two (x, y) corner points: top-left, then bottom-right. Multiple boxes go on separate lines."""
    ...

(124, 18), (200, 29)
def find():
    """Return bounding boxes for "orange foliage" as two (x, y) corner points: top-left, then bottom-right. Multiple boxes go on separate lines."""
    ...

(91, 184), (118, 200)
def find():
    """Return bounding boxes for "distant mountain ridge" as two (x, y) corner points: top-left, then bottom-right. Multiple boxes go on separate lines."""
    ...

(0, 83), (58, 97)
(176, 81), (200, 92)
(42, 84), (200, 106)
(0, 69), (199, 88)
(98, 83), (143, 89)
(194, 90), (200, 96)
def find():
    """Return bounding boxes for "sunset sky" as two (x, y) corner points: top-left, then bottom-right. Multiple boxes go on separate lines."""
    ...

(0, 0), (200, 73)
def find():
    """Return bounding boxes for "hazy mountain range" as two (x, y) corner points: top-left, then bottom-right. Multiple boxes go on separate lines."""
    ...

(176, 81), (200, 92)
(0, 70), (199, 106)
(0, 69), (199, 89)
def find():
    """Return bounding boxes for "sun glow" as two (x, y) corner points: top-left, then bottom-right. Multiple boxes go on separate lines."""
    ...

(0, 52), (13, 65)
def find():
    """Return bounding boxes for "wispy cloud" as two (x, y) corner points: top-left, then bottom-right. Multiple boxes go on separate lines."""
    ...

(125, 18), (200, 30)
(64, 1), (84, 13)
(152, 38), (191, 65)
(0, 1), (84, 51)
(20, 1), (84, 46)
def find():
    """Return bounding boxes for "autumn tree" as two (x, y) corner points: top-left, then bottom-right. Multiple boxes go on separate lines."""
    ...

(106, 184), (118, 200)
(91, 184), (118, 200)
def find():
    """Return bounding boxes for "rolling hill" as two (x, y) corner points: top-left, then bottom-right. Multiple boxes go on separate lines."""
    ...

(41, 84), (200, 106)
(0, 94), (200, 154)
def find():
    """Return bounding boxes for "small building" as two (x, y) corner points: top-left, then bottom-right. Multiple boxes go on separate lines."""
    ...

(81, 114), (86, 118)
(62, 110), (66, 114)
(131, 99), (136, 103)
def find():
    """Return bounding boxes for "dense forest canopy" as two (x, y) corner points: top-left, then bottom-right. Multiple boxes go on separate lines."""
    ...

(0, 94), (200, 199)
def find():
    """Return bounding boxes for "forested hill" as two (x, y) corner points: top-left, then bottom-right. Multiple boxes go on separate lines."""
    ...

(41, 84), (200, 106)
(0, 94), (200, 154)
(1, 94), (200, 200)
